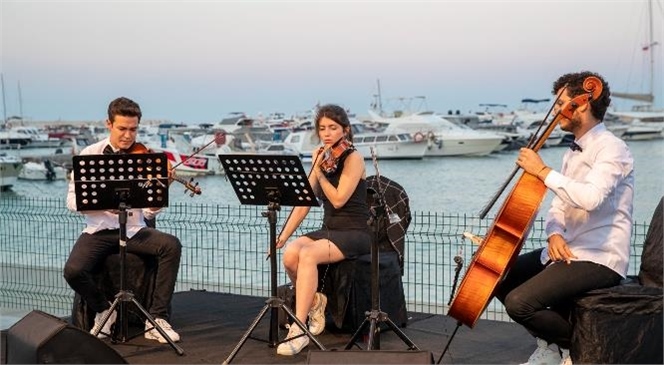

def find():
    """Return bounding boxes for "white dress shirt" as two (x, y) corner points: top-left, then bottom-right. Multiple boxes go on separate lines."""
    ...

(542, 123), (634, 277)
(66, 138), (160, 238)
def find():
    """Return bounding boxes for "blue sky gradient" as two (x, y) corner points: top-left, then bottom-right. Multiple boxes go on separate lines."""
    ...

(1, 0), (662, 123)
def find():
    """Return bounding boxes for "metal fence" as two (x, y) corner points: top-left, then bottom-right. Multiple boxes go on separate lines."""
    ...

(0, 196), (648, 321)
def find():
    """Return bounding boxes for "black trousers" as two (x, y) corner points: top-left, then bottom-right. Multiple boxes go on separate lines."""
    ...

(494, 248), (621, 349)
(63, 227), (181, 320)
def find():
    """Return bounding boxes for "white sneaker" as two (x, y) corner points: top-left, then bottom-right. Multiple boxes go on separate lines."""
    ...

(308, 292), (327, 335)
(90, 308), (117, 339)
(276, 324), (309, 356)
(521, 338), (561, 365)
(559, 348), (572, 365)
(144, 318), (180, 343)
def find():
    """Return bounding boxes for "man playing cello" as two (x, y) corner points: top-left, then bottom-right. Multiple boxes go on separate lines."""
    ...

(495, 71), (634, 365)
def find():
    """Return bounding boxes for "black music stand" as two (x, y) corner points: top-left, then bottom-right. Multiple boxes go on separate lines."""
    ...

(72, 152), (184, 355)
(344, 181), (418, 351)
(218, 154), (325, 364)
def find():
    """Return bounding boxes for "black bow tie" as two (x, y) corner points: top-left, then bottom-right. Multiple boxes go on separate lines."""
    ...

(103, 145), (125, 155)
(569, 141), (583, 152)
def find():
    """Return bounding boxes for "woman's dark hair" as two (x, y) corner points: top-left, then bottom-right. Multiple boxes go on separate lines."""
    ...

(314, 104), (352, 141)
(108, 97), (142, 123)
(552, 71), (611, 121)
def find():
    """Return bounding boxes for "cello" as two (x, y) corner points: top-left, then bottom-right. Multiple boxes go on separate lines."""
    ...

(447, 76), (603, 328)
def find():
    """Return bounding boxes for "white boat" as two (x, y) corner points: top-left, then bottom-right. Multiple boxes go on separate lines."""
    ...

(11, 126), (64, 148)
(609, 0), (664, 140)
(605, 111), (664, 140)
(282, 130), (319, 159)
(443, 112), (530, 151)
(517, 113), (565, 148)
(0, 153), (22, 191)
(151, 146), (221, 176)
(367, 111), (504, 157)
(619, 119), (664, 140)
(253, 140), (299, 156)
(0, 128), (32, 148)
(18, 160), (67, 181)
(350, 120), (427, 159)
(283, 122), (427, 160)
(210, 113), (271, 134)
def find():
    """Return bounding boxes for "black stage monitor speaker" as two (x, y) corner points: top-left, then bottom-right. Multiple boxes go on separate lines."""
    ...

(307, 350), (434, 364)
(6, 310), (126, 364)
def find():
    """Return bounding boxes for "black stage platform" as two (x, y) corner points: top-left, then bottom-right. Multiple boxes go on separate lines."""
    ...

(2, 290), (534, 364)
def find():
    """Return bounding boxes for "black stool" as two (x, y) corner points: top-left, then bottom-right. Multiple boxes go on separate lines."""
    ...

(71, 253), (161, 331)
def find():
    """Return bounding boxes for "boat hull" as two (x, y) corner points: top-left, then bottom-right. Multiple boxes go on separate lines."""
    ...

(0, 158), (22, 191)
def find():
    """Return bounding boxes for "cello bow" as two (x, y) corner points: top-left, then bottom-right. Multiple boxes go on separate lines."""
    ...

(447, 76), (603, 328)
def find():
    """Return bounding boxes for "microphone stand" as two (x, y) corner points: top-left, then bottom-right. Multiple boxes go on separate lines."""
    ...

(344, 147), (418, 351)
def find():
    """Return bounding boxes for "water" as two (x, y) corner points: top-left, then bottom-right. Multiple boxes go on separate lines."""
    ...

(1, 140), (660, 328)
(5, 139), (662, 224)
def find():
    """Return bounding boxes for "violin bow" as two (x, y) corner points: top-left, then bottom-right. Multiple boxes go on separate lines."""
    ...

(169, 131), (226, 171)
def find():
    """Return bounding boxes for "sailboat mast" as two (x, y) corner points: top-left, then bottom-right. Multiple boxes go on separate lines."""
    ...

(18, 81), (23, 123)
(376, 79), (383, 115)
(1, 74), (6, 126)
(648, 0), (654, 99)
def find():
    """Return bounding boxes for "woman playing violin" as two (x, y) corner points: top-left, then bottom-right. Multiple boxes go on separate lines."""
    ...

(64, 97), (182, 344)
(275, 104), (371, 356)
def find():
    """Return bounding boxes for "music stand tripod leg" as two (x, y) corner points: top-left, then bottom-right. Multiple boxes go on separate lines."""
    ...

(222, 302), (271, 365)
(96, 203), (185, 355)
(279, 300), (326, 349)
(223, 194), (325, 364)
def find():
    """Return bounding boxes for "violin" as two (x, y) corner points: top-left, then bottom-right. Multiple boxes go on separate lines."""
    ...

(126, 142), (202, 197)
(319, 137), (354, 175)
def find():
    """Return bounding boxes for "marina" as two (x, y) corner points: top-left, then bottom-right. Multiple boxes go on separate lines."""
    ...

(3, 136), (661, 224)
(1, 0), (663, 362)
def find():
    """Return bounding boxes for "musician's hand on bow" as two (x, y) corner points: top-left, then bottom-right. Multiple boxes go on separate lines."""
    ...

(547, 234), (577, 264)
(516, 148), (546, 177)
(266, 235), (288, 260)
(276, 235), (287, 249)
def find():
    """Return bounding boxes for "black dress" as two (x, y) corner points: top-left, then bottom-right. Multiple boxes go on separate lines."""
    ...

(304, 152), (371, 259)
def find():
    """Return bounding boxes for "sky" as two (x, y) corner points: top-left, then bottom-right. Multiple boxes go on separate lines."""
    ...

(1, 0), (663, 124)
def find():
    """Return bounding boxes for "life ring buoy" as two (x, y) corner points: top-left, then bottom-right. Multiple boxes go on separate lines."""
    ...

(413, 132), (425, 143)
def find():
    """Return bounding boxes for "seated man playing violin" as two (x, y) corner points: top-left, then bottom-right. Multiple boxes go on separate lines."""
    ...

(63, 96), (182, 343)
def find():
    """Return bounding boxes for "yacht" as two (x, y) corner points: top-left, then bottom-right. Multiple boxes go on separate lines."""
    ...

(11, 126), (64, 148)
(18, 160), (67, 181)
(0, 128), (33, 148)
(350, 120), (427, 159)
(282, 121), (427, 160)
(608, 1), (664, 141)
(367, 111), (504, 157)
(619, 119), (664, 140)
(443, 112), (530, 152)
(0, 153), (22, 191)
